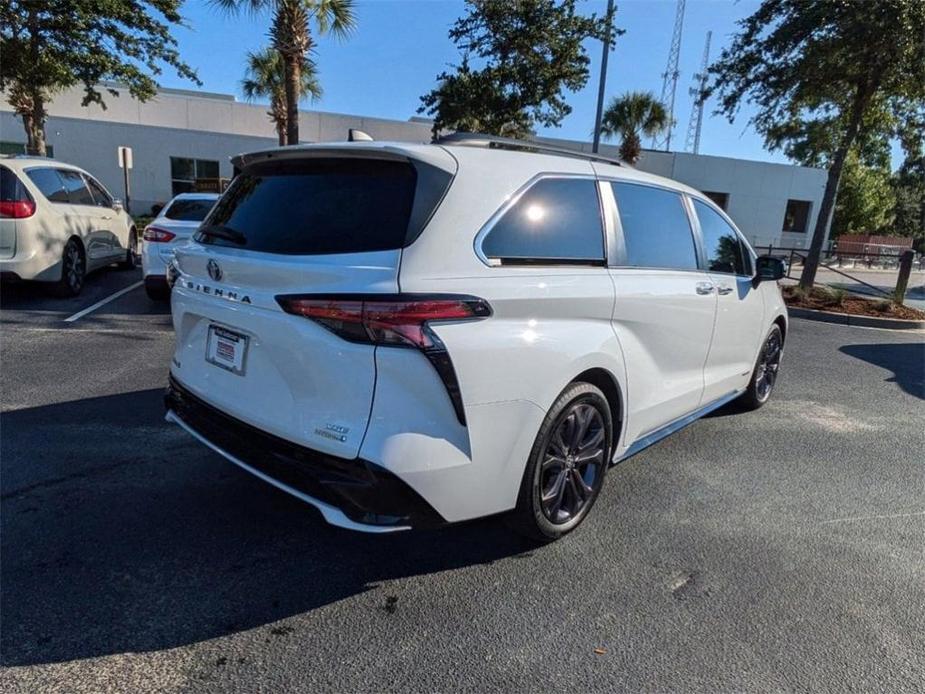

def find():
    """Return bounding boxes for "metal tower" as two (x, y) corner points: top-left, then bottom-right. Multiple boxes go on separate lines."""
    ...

(653, 0), (686, 151)
(685, 31), (712, 155)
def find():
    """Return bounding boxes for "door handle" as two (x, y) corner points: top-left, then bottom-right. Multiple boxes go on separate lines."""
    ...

(695, 282), (715, 295)
(717, 285), (734, 295)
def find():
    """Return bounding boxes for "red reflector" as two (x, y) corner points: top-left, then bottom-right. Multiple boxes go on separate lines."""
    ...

(277, 296), (490, 348)
(0, 200), (36, 219)
(143, 226), (176, 242)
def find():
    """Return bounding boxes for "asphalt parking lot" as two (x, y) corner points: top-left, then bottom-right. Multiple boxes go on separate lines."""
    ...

(1, 268), (923, 693)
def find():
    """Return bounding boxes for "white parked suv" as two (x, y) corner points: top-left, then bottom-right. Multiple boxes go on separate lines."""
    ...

(164, 136), (787, 540)
(142, 193), (218, 300)
(0, 157), (137, 296)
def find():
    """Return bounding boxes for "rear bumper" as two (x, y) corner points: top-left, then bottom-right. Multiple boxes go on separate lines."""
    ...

(164, 376), (445, 531)
(0, 250), (61, 282)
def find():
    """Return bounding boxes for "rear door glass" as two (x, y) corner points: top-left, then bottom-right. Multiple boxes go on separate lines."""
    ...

(25, 168), (69, 203)
(164, 199), (215, 222)
(611, 182), (698, 270)
(58, 170), (96, 206)
(199, 158), (417, 255)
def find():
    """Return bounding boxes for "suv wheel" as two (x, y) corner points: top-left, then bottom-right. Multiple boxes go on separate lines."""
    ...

(509, 382), (612, 541)
(119, 229), (138, 270)
(53, 239), (85, 297)
(737, 324), (783, 410)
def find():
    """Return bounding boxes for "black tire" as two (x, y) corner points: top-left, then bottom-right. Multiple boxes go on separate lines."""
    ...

(508, 382), (613, 542)
(144, 279), (170, 302)
(119, 229), (138, 270)
(52, 238), (86, 297)
(737, 324), (784, 411)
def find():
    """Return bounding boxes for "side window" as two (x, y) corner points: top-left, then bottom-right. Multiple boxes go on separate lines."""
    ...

(481, 178), (605, 264)
(611, 182), (698, 270)
(58, 170), (95, 206)
(25, 168), (69, 203)
(693, 199), (749, 276)
(83, 175), (113, 207)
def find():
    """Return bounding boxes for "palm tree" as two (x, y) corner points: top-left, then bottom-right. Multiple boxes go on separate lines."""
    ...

(600, 91), (669, 164)
(213, 0), (355, 144)
(242, 48), (322, 146)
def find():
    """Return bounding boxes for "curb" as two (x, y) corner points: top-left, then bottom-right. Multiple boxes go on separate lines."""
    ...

(787, 306), (925, 331)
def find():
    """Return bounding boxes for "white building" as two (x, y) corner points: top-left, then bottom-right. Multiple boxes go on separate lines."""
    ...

(1, 85), (829, 249)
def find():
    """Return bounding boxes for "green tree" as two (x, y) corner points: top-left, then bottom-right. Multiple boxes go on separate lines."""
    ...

(892, 154), (925, 249)
(831, 152), (895, 237)
(214, 0), (355, 145)
(419, 0), (616, 139)
(599, 91), (668, 164)
(709, 0), (925, 289)
(242, 48), (322, 146)
(0, 0), (199, 156)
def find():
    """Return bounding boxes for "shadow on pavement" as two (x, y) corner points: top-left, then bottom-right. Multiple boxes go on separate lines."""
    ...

(0, 388), (537, 667)
(840, 343), (925, 400)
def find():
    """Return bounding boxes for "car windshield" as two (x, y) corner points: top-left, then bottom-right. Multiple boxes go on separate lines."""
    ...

(164, 198), (215, 222)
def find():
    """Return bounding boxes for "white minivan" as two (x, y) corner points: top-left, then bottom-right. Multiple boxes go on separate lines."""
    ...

(0, 157), (137, 296)
(164, 136), (787, 540)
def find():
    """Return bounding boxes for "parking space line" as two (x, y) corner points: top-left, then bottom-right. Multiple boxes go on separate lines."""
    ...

(63, 281), (144, 323)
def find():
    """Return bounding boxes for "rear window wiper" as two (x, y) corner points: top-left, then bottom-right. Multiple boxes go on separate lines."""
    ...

(197, 224), (247, 245)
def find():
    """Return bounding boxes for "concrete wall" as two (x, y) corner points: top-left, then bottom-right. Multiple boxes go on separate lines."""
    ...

(1, 85), (829, 247)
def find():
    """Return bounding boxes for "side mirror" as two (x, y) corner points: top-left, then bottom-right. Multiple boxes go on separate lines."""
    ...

(112, 198), (124, 212)
(754, 255), (787, 284)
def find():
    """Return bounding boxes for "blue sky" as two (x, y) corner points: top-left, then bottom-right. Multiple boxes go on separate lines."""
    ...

(163, 0), (787, 163)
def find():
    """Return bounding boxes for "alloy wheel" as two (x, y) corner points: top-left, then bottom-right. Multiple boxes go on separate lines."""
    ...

(65, 242), (85, 293)
(539, 401), (606, 524)
(755, 330), (782, 401)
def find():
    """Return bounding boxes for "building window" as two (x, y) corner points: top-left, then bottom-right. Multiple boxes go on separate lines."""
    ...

(1, 141), (54, 157)
(703, 191), (728, 210)
(783, 199), (811, 233)
(170, 157), (220, 196)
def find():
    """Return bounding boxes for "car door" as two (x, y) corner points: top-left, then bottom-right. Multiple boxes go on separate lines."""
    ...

(690, 197), (766, 404)
(57, 169), (116, 267)
(604, 180), (718, 449)
(83, 173), (128, 252)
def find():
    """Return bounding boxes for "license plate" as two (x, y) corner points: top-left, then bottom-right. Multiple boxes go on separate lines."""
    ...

(206, 325), (248, 375)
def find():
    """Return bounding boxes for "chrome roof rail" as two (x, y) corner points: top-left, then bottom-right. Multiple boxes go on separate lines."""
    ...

(436, 132), (623, 167)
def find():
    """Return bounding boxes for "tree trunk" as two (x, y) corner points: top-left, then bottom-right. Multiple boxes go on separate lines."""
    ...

(283, 51), (300, 145)
(22, 90), (47, 157)
(798, 87), (869, 289)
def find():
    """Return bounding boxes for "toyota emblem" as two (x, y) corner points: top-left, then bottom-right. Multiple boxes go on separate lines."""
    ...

(207, 259), (222, 282)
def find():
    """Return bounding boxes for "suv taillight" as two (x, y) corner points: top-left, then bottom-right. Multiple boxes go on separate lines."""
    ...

(277, 294), (492, 424)
(0, 200), (36, 219)
(143, 226), (176, 242)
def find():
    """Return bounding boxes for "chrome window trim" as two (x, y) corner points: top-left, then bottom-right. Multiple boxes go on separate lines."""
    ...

(473, 172), (608, 268)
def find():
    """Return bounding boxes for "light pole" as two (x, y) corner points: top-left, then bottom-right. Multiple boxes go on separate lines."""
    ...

(592, 0), (615, 154)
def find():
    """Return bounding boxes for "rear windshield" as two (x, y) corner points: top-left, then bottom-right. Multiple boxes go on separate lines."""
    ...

(198, 158), (417, 255)
(165, 198), (215, 222)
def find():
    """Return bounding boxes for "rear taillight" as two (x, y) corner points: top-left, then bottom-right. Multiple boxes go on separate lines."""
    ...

(277, 295), (491, 349)
(0, 200), (36, 219)
(143, 226), (176, 242)
(277, 294), (492, 425)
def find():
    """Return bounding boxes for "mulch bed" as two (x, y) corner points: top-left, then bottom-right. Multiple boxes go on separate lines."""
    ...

(782, 286), (925, 321)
